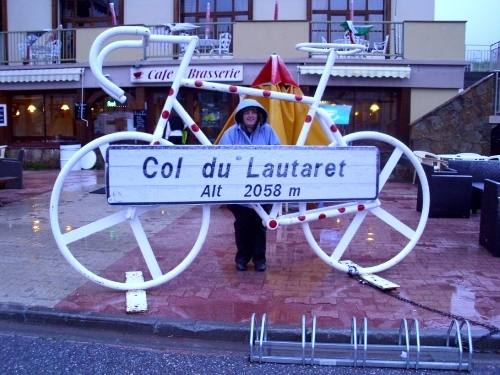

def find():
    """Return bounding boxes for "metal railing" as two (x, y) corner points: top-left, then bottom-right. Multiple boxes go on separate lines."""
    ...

(491, 41), (500, 72)
(495, 70), (500, 116)
(0, 28), (76, 65)
(310, 21), (403, 59)
(465, 42), (500, 72)
(144, 22), (234, 60)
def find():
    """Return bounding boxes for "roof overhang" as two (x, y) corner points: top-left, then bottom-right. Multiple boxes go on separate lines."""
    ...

(0, 68), (83, 83)
(298, 65), (411, 79)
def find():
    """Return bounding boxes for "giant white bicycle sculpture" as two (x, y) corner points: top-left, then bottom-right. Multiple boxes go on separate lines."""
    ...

(50, 27), (430, 291)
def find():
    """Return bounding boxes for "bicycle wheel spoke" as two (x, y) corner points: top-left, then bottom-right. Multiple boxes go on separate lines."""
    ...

(379, 147), (403, 190)
(128, 214), (163, 279)
(369, 206), (416, 239)
(331, 210), (368, 262)
(63, 209), (129, 245)
(99, 143), (110, 162)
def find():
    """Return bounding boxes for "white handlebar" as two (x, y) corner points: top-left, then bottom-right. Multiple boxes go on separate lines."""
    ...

(89, 26), (198, 103)
(296, 42), (365, 55)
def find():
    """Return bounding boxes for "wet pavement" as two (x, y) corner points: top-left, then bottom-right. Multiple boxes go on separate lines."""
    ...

(0, 169), (499, 352)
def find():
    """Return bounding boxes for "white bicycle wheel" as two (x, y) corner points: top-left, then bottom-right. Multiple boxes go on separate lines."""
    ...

(50, 132), (211, 290)
(300, 131), (430, 275)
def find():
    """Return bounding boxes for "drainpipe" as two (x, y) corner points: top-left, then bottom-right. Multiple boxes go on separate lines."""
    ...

(80, 68), (88, 127)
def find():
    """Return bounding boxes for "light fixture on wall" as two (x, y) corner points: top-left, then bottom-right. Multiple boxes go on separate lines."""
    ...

(28, 104), (36, 112)
(370, 102), (380, 112)
(60, 103), (70, 110)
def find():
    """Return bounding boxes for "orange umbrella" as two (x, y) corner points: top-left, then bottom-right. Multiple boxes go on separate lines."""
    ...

(215, 54), (329, 146)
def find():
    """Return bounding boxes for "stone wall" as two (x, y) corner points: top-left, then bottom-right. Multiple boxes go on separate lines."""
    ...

(410, 74), (495, 155)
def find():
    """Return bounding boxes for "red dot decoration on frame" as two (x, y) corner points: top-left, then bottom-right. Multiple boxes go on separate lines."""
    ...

(191, 124), (200, 132)
(358, 205), (365, 211)
(305, 115), (312, 123)
(153, 140), (161, 145)
(263, 90), (271, 97)
(295, 95), (303, 101)
(338, 207), (346, 213)
(269, 220), (278, 229)
(161, 110), (170, 119)
(169, 88), (174, 96)
(229, 86), (238, 93)
(298, 215), (306, 221)
(330, 124), (338, 133)
(318, 213), (326, 219)
(195, 80), (203, 87)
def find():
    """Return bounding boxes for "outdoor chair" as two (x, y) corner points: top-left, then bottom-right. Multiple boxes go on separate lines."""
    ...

(372, 35), (389, 55)
(50, 39), (62, 63)
(210, 33), (231, 58)
(0, 148), (25, 189)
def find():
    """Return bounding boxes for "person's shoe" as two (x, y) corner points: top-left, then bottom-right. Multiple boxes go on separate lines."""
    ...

(236, 263), (247, 271)
(255, 264), (266, 272)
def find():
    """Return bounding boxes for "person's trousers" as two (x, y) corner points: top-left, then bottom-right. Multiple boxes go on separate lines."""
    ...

(227, 204), (269, 266)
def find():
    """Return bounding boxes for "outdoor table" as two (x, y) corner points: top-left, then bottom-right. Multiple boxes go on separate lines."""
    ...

(197, 38), (218, 53)
(438, 154), (488, 161)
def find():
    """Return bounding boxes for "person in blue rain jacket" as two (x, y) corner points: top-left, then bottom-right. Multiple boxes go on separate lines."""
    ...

(219, 99), (281, 272)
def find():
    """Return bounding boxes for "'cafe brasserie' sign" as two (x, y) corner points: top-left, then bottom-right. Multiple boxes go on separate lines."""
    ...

(130, 65), (244, 83)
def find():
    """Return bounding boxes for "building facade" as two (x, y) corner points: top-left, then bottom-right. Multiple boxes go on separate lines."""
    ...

(0, 0), (467, 168)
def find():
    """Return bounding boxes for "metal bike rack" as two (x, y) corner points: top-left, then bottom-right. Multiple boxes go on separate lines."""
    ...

(249, 313), (473, 371)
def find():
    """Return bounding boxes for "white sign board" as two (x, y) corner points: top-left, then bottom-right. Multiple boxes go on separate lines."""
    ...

(131, 65), (244, 83)
(106, 145), (379, 205)
(0, 104), (6, 126)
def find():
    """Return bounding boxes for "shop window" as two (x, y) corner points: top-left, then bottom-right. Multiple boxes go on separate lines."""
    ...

(92, 95), (135, 137)
(320, 88), (400, 144)
(196, 91), (230, 143)
(11, 93), (77, 144)
(181, 0), (250, 23)
(310, 0), (387, 44)
(60, 0), (123, 28)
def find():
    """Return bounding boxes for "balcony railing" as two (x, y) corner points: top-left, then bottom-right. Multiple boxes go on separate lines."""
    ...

(465, 42), (500, 72)
(144, 22), (234, 60)
(494, 70), (500, 116)
(0, 28), (76, 65)
(491, 41), (500, 72)
(310, 21), (403, 59)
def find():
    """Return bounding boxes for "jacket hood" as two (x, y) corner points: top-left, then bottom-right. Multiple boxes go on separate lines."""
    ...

(235, 99), (268, 125)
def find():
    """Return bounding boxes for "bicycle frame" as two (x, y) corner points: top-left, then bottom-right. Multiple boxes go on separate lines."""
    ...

(47, 26), (430, 290)
(89, 27), (375, 226)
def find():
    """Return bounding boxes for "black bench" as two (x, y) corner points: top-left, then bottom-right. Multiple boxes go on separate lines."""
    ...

(0, 176), (19, 206)
(479, 179), (500, 256)
(416, 163), (473, 218)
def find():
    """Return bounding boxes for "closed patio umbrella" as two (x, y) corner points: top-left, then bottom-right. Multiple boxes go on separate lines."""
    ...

(215, 54), (330, 146)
